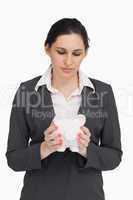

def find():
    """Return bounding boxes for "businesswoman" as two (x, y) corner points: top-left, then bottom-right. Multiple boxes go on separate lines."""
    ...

(5, 18), (123, 200)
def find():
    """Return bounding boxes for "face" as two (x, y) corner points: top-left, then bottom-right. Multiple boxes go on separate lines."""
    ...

(45, 33), (87, 78)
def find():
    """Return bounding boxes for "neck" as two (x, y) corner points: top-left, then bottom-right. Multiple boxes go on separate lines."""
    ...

(51, 67), (79, 90)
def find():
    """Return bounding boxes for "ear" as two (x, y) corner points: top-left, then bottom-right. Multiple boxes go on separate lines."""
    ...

(44, 44), (50, 56)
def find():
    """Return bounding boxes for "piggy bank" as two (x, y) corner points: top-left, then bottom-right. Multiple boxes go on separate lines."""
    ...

(53, 114), (86, 152)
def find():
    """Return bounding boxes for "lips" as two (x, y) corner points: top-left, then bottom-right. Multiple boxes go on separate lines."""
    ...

(62, 68), (74, 73)
(62, 68), (74, 71)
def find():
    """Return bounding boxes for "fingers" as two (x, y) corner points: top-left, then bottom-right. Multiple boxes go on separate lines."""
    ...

(77, 135), (90, 148)
(45, 133), (63, 150)
(77, 131), (90, 142)
(44, 121), (59, 140)
(45, 131), (63, 145)
(47, 133), (62, 145)
(44, 123), (91, 151)
(48, 131), (62, 141)
(77, 126), (91, 142)
(80, 126), (91, 137)
(77, 126), (91, 148)
(49, 138), (62, 146)
(45, 130), (62, 141)
(45, 121), (58, 135)
(44, 121), (63, 148)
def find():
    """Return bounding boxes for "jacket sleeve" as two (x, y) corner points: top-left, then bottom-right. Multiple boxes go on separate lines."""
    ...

(76, 84), (123, 171)
(5, 83), (43, 172)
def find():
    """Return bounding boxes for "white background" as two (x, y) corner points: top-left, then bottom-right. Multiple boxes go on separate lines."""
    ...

(0, 0), (132, 199)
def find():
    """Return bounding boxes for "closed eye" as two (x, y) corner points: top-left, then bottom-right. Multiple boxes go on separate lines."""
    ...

(73, 53), (81, 56)
(56, 50), (65, 55)
(56, 50), (81, 56)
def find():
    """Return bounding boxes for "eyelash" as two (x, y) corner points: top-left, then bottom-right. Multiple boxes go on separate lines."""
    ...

(56, 51), (81, 56)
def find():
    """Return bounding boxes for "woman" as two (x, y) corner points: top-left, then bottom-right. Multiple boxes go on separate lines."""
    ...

(5, 18), (123, 200)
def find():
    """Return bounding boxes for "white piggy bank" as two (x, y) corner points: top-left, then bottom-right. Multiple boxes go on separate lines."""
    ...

(53, 114), (86, 152)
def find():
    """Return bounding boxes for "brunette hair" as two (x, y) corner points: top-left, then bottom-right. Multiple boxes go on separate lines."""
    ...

(44, 18), (90, 51)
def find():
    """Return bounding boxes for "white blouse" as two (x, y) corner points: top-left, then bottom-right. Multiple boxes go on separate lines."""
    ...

(35, 64), (95, 119)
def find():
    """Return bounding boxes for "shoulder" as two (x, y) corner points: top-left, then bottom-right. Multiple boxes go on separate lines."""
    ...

(19, 75), (42, 91)
(89, 77), (113, 93)
(11, 75), (42, 106)
(89, 77), (116, 107)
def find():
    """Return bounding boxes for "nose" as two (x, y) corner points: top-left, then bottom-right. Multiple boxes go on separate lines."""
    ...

(64, 54), (73, 66)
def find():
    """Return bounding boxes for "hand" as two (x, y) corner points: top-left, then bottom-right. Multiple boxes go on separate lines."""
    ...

(76, 126), (91, 158)
(40, 121), (63, 159)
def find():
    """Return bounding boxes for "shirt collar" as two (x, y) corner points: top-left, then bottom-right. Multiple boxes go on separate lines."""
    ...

(35, 64), (95, 94)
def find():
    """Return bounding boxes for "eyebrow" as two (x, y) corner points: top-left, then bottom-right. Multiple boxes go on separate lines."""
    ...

(56, 47), (83, 52)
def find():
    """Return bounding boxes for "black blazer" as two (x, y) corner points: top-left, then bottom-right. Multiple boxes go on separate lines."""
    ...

(5, 76), (123, 200)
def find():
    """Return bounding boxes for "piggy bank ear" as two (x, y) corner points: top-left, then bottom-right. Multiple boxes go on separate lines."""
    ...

(77, 114), (86, 126)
